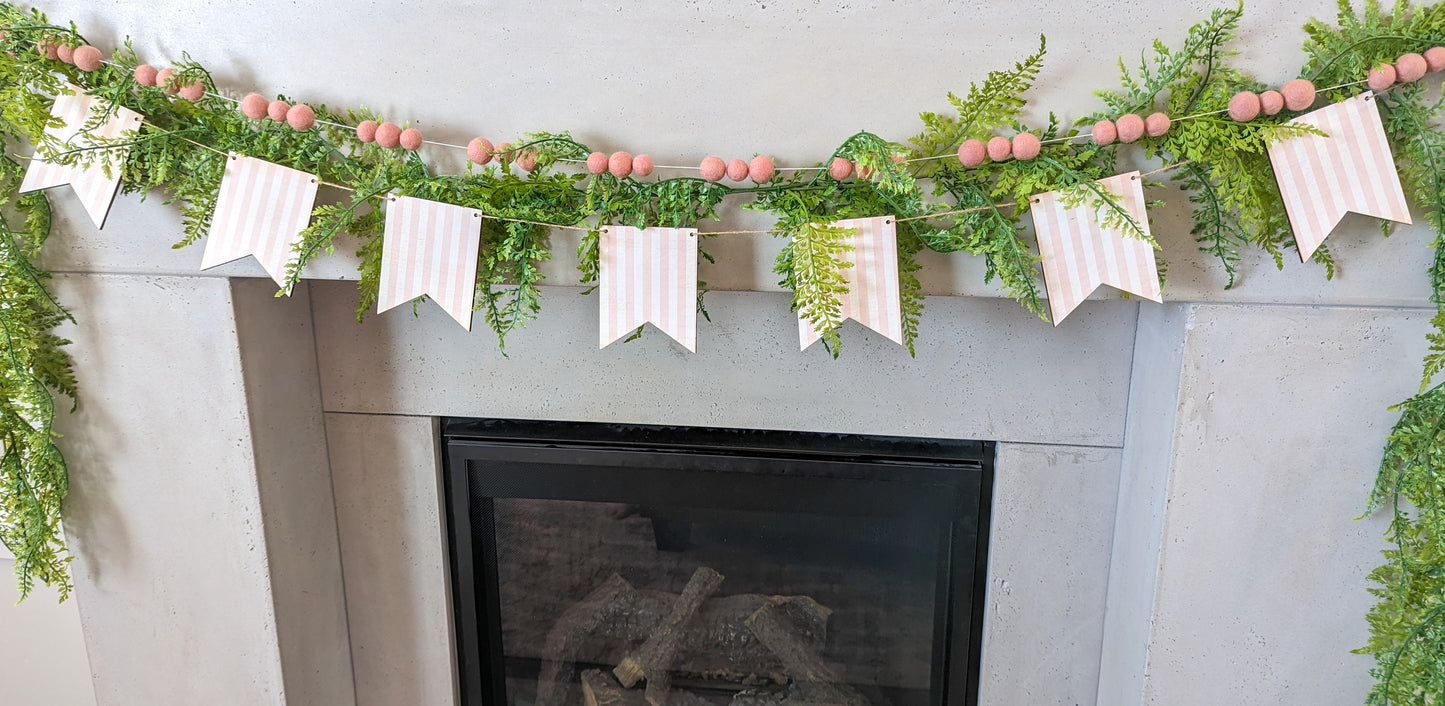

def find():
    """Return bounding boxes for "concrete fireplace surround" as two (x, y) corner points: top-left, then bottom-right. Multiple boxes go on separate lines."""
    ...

(0, 1), (1435, 705)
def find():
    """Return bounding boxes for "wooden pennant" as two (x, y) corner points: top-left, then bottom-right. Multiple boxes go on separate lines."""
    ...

(200, 154), (320, 291)
(377, 196), (484, 330)
(598, 225), (699, 351)
(1267, 92), (1412, 261)
(1032, 172), (1162, 325)
(798, 216), (904, 350)
(19, 84), (143, 229)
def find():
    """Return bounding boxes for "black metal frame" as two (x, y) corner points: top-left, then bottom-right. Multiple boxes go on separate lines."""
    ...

(440, 418), (995, 706)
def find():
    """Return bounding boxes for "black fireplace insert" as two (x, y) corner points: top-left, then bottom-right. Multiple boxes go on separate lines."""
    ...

(441, 418), (994, 706)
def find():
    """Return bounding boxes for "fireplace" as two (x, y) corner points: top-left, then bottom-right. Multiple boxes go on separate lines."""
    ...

(440, 418), (995, 706)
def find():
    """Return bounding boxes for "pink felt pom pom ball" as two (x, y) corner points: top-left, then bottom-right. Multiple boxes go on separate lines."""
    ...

(496, 143), (512, 165)
(1091, 120), (1117, 146)
(749, 155), (776, 183)
(267, 100), (290, 121)
(1368, 63), (1397, 91)
(700, 155), (726, 182)
(134, 64), (158, 86)
(74, 45), (102, 71)
(1425, 46), (1445, 72)
(609, 151), (633, 178)
(155, 68), (177, 94)
(179, 81), (204, 101)
(56, 44), (73, 63)
(374, 122), (401, 149)
(1397, 52), (1428, 82)
(586, 151), (608, 174)
(516, 148), (537, 171)
(1227, 92), (1260, 122)
(986, 135), (1011, 162)
(356, 120), (378, 143)
(1259, 90), (1285, 116)
(828, 156), (853, 180)
(726, 158), (749, 182)
(1116, 113), (1146, 142)
(1145, 112), (1171, 138)
(1281, 79), (1316, 111)
(286, 104), (315, 130)
(467, 137), (493, 164)
(37, 40), (58, 60)
(957, 139), (986, 167)
(240, 93), (268, 120)
(632, 154), (654, 177)
(399, 128), (423, 151)
(855, 161), (877, 179)
(1011, 133), (1041, 161)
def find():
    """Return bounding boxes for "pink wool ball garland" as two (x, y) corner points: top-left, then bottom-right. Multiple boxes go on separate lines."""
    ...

(828, 157), (853, 180)
(179, 81), (205, 102)
(1426, 46), (1445, 73)
(155, 68), (178, 94)
(1115, 113), (1146, 143)
(516, 148), (537, 171)
(399, 128), (423, 151)
(1368, 63), (1397, 91)
(749, 155), (776, 183)
(133, 64), (158, 86)
(267, 100), (290, 122)
(356, 120), (379, 143)
(55, 44), (73, 64)
(495, 143), (513, 165)
(726, 158), (749, 182)
(1227, 91), (1261, 122)
(1259, 90), (1285, 116)
(374, 122), (401, 149)
(1011, 133), (1041, 161)
(1396, 52), (1428, 83)
(700, 156), (726, 182)
(467, 137), (494, 164)
(586, 151), (608, 174)
(632, 154), (655, 177)
(609, 151), (633, 178)
(957, 139), (986, 167)
(1281, 79), (1315, 112)
(240, 93), (268, 120)
(286, 104), (315, 130)
(986, 135), (1011, 162)
(1145, 112), (1171, 138)
(1091, 120), (1117, 146)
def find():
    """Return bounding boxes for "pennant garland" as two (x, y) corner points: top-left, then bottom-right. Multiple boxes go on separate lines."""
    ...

(1032, 172), (1163, 325)
(799, 216), (903, 350)
(598, 225), (699, 351)
(377, 196), (484, 330)
(1267, 91), (1413, 262)
(200, 154), (320, 290)
(18, 84), (142, 229)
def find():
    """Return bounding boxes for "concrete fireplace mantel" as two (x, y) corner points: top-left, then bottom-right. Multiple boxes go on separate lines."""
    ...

(2, 1), (1433, 705)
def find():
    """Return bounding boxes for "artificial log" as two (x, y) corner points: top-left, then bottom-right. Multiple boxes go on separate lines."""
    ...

(536, 573), (641, 706)
(581, 670), (711, 706)
(744, 600), (868, 706)
(615, 566), (726, 695)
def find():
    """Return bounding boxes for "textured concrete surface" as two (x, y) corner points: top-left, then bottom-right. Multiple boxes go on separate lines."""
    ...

(232, 280), (356, 706)
(980, 443), (1121, 706)
(51, 274), (286, 706)
(309, 281), (1138, 447)
(325, 413), (456, 706)
(1141, 304), (1428, 705)
(0, 554), (96, 706)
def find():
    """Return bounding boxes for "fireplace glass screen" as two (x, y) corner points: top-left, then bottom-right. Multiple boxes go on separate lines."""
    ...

(442, 419), (994, 706)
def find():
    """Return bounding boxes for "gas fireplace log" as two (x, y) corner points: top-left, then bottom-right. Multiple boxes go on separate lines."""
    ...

(582, 670), (709, 706)
(744, 600), (869, 706)
(537, 573), (642, 706)
(615, 566), (725, 692)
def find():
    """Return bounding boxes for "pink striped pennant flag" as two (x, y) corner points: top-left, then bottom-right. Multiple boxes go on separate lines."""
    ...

(798, 216), (903, 349)
(598, 225), (698, 351)
(1033, 172), (1162, 326)
(1267, 91), (1412, 261)
(19, 84), (143, 229)
(377, 196), (483, 330)
(200, 155), (319, 290)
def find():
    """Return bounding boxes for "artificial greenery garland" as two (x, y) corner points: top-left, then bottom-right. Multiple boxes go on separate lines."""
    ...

(1, 0), (1443, 700)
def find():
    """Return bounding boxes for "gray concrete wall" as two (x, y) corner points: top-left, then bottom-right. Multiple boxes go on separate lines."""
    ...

(0, 548), (96, 706)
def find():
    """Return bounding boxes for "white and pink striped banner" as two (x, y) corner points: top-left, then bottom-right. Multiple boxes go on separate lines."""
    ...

(1033, 172), (1162, 325)
(19, 84), (143, 229)
(799, 216), (903, 349)
(1267, 91), (1412, 261)
(377, 196), (483, 330)
(598, 225), (698, 351)
(200, 155), (319, 290)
